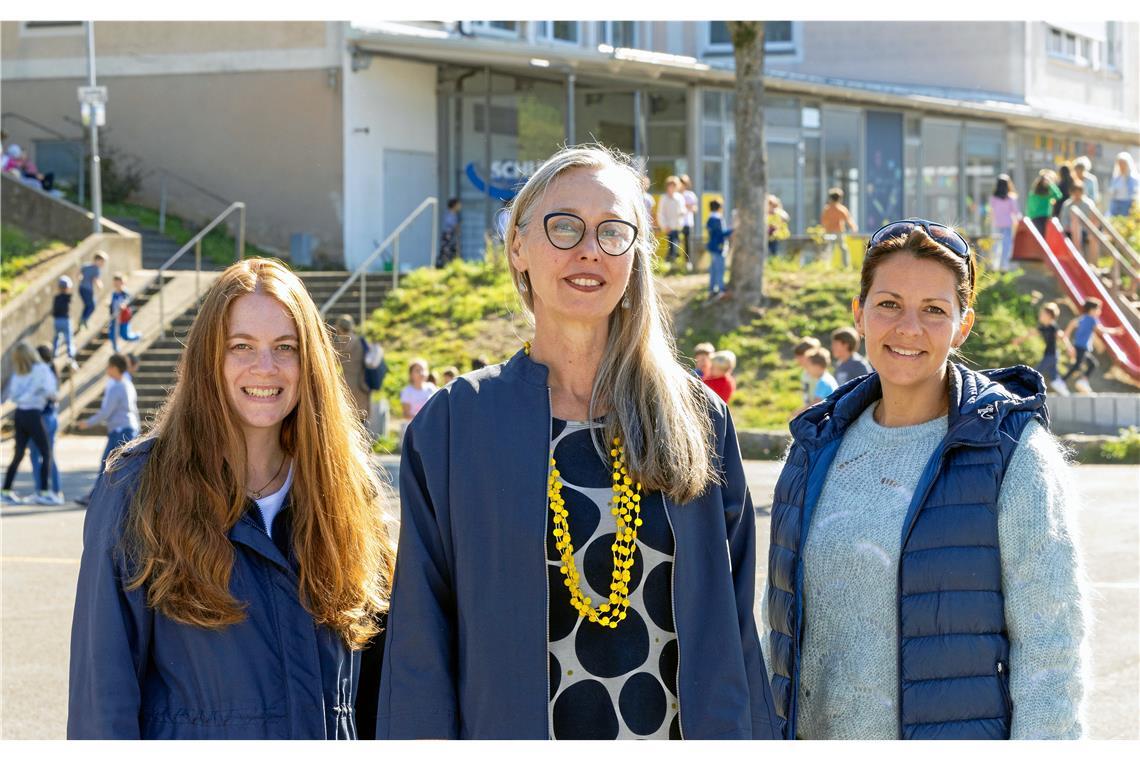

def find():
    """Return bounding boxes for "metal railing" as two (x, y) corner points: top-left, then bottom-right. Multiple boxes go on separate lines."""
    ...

(1085, 202), (1140, 271)
(319, 197), (438, 324)
(157, 169), (234, 234)
(155, 202), (246, 336)
(1071, 206), (1140, 323)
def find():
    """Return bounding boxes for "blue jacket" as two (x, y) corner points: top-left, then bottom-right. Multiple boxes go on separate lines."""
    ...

(377, 349), (780, 739)
(706, 213), (733, 254)
(766, 363), (1047, 740)
(68, 438), (362, 739)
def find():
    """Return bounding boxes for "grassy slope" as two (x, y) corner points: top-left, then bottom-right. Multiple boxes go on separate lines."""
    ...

(362, 254), (1046, 432)
(100, 200), (273, 267)
(1, 224), (70, 297)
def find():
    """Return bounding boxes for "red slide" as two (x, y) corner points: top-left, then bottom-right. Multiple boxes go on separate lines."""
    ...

(1011, 217), (1140, 382)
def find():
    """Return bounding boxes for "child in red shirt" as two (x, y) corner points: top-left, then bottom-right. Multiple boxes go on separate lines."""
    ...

(703, 350), (737, 403)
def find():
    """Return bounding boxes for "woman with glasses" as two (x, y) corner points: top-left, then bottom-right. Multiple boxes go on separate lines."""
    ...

(761, 219), (1089, 740)
(378, 145), (780, 740)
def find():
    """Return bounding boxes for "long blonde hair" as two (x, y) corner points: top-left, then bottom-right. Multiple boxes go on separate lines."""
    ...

(10, 341), (40, 375)
(115, 258), (394, 647)
(504, 145), (715, 503)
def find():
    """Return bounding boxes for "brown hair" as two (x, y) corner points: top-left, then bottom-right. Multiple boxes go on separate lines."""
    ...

(831, 326), (859, 352)
(108, 353), (129, 374)
(805, 347), (831, 369)
(115, 258), (394, 647)
(1081, 298), (1102, 313)
(793, 337), (821, 356)
(859, 227), (976, 312)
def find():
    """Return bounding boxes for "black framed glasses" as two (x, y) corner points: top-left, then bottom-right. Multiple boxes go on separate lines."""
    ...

(543, 212), (638, 257)
(868, 218), (973, 275)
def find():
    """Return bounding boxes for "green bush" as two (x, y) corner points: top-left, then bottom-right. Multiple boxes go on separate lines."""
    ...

(1097, 426), (1140, 464)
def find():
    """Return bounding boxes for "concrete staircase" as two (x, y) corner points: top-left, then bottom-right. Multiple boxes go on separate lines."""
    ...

(71, 270), (392, 434)
(108, 217), (196, 270)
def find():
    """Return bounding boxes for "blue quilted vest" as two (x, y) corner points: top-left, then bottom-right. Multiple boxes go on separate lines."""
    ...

(766, 363), (1049, 740)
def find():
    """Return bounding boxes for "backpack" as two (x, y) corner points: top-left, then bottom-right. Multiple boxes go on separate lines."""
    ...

(361, 336), (387, 392)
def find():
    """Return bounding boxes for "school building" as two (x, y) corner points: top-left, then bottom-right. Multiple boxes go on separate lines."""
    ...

(2, 20), (1138, 271)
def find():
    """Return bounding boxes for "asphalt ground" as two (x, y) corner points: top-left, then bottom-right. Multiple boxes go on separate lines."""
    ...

(1, 435), (1136, 738)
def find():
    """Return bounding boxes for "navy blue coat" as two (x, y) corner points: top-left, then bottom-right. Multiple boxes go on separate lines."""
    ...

(766, 363), (1048, 739)
(68, 438), (361, 739)
(377, 349), (780, 739)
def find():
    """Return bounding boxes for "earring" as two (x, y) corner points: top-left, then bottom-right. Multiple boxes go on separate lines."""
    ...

(621, 294), (631, 309)
(518, 277), (528, 294)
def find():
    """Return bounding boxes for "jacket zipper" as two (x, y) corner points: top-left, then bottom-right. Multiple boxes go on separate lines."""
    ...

(544, 388), (553, 740)
(996, 660), (1013, 715)
(661, 493), (684, 739)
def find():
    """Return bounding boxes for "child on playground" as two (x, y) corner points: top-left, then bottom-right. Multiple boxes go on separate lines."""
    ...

(793, 336), (822, 410)
(820, 188), (858, 266)
(804, 347), (838, 405)
(1062, 298), (1124, 394)
(1014, 302), (1074, 396)
(703, 349), (737, 403)
(705, 199), (732, 297)
(692, 342), (715, 379)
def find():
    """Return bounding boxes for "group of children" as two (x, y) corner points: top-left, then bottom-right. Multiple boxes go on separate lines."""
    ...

(692, 342), (738, 403)
(51, 251), (141, 367)
(1021, 297), (1124, 396)
(792, 328), (874, 416)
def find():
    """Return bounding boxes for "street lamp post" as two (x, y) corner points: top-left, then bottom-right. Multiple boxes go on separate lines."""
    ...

(85, 21), (103, 233)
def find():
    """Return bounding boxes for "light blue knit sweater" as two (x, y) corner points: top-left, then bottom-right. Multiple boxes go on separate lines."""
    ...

(760, 402), (1091, 739)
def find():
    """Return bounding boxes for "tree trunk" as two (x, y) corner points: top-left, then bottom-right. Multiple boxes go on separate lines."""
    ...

(727, 21), (767, 310)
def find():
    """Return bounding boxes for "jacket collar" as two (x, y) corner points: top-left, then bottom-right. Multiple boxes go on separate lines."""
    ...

(789, 362), (1048, 450)
(499, 347), (551, 388)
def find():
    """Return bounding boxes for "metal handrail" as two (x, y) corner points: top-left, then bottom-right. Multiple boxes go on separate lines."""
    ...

(156, 202), (246, 336)
(319, 196), (438, 324)
(157, 168), (234, 234)
(1085, 202), (1140, 270)
(1072, 207), (1140, 283)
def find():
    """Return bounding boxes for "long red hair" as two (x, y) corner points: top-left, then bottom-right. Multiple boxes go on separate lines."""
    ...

(113, 258), (394, 647)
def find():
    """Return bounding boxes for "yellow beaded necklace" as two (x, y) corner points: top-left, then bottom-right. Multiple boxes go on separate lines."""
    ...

(525, 341), (643, 629)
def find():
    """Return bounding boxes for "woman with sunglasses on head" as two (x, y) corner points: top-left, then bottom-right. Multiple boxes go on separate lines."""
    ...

(68, 258), (395, 738)
(378, 145), (780, 740)
(762, 219), (1090, 740)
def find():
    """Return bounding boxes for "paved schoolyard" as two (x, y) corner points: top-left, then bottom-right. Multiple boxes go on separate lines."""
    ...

(1, 434), (1136, 738)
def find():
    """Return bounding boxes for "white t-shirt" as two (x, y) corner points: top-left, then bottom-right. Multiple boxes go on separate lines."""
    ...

(682, 189), (698, 227)
(254, 462), (294, 539)
(400, 383), (438, 417)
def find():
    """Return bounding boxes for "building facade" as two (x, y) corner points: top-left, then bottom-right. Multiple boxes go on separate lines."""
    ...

(3, 20), (1137, 272)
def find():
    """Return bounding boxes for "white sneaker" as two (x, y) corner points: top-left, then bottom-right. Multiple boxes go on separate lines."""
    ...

(33, 491), (61, 506)
(1050, 378), (1071, 397)
(1075, 378), (1093, 395)
(1, 490), (24, 505)
(69, 359), (80, 371)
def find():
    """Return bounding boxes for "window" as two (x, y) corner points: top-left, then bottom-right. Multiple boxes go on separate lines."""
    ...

(20, 21), (84, 36)
(1106, 21), (1121, 70)
(537, 21), (580, 45)
(1045, 23), (1107, 69)
(706, 21), (798, 55)
(468, 21), (519, 38)
(597, 21), (636, 48)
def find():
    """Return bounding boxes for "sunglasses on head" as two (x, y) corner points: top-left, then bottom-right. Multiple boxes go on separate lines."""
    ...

(867, 218), (972, 277)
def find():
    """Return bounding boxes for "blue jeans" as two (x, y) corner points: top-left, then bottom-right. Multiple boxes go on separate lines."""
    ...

(79, 285), (96, 329)
(53, 317), (75, 359)
(29, 410), (61, 493)
(666, 230), (682, 261)
(99, 427), (138, 479)
(996, 226), (1014, 271)
(109, 317), (140, 352)
(1036, 352), (1059, 383)
(1110, 198), (1133, 217)
(708, 251), (726, 294)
